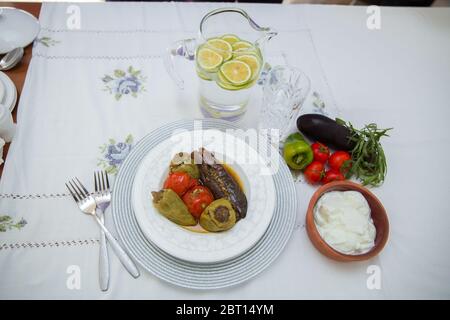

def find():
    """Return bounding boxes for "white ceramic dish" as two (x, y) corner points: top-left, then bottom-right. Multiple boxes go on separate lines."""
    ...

(0, 72), (17, 112)
(0, 7), (40, 54)
(132, 129), (276, 264)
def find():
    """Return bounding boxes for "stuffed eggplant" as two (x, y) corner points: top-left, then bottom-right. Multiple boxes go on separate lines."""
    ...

(193, 148), (248, 221)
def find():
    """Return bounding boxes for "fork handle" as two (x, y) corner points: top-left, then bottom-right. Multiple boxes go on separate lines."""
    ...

(94, 216), (140, 279)
(98, 212), (110, 291)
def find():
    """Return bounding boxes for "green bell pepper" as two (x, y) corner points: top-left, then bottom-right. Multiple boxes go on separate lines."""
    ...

(283, 133), (313, 170)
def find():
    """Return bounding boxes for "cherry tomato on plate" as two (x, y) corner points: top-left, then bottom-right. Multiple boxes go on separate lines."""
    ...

(311, 142), (330, 163)
(163, 172), (198, 197)
(303, 161), (325, 184)
(182, 186), (214, 219)
(322, 169), (345, 184)
(328, 151), (352, 175)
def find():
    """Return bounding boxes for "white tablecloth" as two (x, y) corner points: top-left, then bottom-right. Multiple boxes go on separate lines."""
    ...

(0, 2), (449, 299)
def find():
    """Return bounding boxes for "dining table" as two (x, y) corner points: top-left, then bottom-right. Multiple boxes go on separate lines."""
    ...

(0, 1), (449, 300)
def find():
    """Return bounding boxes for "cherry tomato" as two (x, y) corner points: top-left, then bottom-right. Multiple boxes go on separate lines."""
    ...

(303, 161), (325, 184)
(328, 151), (352, 174)
(322, 169), (345, 184)
(163, 172), (198, 196)
(182, 186), (214, 219)
(311, 142), (330, 163)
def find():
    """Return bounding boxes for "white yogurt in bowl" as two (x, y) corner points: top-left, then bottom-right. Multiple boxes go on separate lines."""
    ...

(313, 191), (376, 255)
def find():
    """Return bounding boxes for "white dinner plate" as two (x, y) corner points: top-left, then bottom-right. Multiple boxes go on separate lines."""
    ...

(112, 119), (297, 289)
(0, 72), (17, 112)
(132, 129), (276, 263)
(0, 7), (40, 54)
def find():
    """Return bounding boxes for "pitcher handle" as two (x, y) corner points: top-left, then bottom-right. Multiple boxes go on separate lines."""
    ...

(164, 38), (197, 90)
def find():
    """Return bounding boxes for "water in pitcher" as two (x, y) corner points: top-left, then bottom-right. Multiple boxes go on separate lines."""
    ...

(196, 34), (263, 118)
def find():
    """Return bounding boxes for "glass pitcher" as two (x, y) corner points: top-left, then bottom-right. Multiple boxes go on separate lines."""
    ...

(165, 8), (277, 119)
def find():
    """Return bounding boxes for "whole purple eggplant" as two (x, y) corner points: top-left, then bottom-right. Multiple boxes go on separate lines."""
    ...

(297, 114), (355, 150)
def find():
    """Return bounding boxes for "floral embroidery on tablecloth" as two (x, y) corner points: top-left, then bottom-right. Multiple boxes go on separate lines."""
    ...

(102, 66), (146, 101)
(0, 215), (27, 232)
(34, 36), (60, 47)
(97, 134), (134, 175)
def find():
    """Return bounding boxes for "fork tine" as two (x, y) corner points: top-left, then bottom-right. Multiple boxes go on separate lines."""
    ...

(105, 171), (110, 190)
(69, 180), (83, 200)
(65, 182), (79, 202)
(75, 177), (90, 197)
(101, 171), (106, 192)
(94, 172), (99, 193)
(71, 179), (87, 199)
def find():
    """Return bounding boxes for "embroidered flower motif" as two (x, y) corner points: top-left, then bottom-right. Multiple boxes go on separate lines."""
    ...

(0, 215), (27, 232)
(102, 66), (146, 101)
(98, 134), (134, 175)
(34, 36), (60, 47)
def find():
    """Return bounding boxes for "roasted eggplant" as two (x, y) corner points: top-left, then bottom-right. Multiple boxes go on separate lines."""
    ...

(193, 148), (248, 221)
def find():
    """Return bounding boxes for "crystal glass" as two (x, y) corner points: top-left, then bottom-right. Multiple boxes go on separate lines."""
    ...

(260, 65), (311, 140)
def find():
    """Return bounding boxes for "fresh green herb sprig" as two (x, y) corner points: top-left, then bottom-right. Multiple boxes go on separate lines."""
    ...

(337, 119), (392, 187)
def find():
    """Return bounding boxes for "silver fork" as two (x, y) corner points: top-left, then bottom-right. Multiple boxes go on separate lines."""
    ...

(94, 171), (111, 291)
(65, 178), (140, 279)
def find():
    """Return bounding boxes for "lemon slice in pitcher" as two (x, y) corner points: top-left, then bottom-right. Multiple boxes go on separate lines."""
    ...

(234, 55), (260, 79)
(197, 47), (223, 72)
(232, 40), (253, 51)
(217, 71), (241, 90)
(217, 71), (257, 91)
(219, 60), (252, 86)
(221, 34), (240, 45)
(206, 38), (233, 61)
(196, 67), (213, 81)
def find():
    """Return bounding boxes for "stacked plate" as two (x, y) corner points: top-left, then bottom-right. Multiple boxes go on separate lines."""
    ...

(111, 119), (297, 289)
(0, 72), (17, 112)
(0, 7), (40, 54)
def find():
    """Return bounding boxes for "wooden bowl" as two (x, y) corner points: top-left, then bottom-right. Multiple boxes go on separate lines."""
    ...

(305, 181), (389, 262)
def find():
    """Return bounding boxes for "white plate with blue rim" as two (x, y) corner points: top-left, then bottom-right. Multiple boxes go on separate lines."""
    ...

(111, 119), (298, 289)
(131, 128), (276, 264)
(0, 7), (40, 54)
